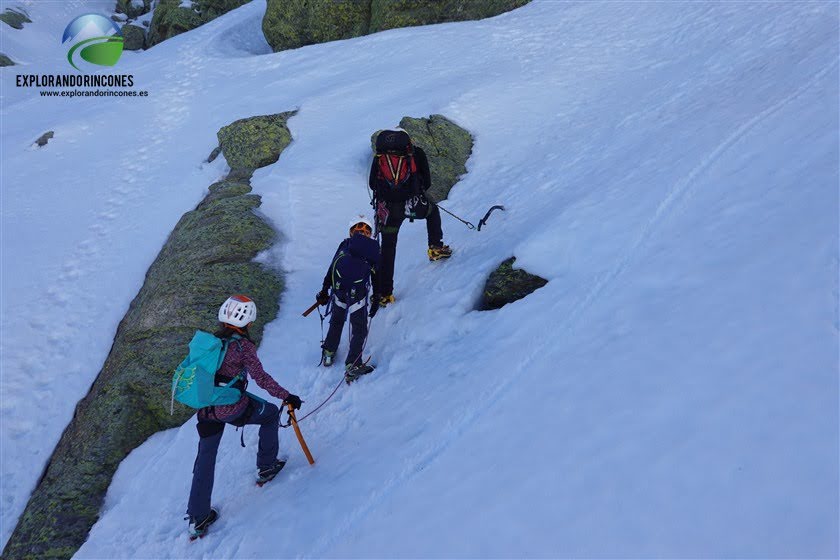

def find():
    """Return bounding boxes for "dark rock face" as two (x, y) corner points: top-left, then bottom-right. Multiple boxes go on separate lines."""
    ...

(2, 112), (295, 560)
(116, 0), (152, 20)
(481, 257), (548, 310)
(0, 53), (15, 66)
(263, 0), (529, 52)
(148, 0), (251, 47)
(371, 114), (473, 203)
(0, 7), (31, 29)
(34, 131), (54, 147)
(121, 24), (147, 51)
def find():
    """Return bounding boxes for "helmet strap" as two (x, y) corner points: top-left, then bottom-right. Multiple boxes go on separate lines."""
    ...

(224, 323), (248, 334)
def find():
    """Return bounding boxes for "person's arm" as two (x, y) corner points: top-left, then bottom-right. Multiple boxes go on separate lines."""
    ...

(414, 147), (432, 191)
(369, 157), (379, 194)
(241, 341), (290, 401)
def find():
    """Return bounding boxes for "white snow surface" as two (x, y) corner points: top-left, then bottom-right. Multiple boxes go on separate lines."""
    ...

(1, 0), (838, 557)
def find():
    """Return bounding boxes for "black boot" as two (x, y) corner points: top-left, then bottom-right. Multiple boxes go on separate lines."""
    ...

(256, 459), (287, 486)
(188, 507), (219, 540)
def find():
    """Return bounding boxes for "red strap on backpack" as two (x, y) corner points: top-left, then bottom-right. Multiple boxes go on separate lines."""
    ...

(377, 154), (416, 187)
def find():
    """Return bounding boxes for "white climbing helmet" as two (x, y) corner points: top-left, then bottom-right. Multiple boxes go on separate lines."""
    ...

(218, 294), (257, 327)
(348, 214), (374, 237)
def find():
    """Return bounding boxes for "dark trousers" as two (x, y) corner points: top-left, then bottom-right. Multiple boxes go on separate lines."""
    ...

(380, 202), (443, 296)
(187, 399), (280, 519)
(323, 295), (368, 366)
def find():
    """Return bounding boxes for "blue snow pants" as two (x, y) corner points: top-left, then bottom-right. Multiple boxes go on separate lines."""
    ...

(186, 398), (280, 519)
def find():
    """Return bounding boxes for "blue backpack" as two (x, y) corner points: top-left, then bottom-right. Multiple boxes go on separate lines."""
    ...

(170, 331), (244, 414)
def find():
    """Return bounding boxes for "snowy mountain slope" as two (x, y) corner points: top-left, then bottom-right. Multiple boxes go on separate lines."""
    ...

(2, 0), (837, 557)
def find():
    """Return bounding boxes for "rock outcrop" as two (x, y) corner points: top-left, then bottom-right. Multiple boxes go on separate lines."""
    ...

(0, 7), (30, 30)
(481, 257), (548, 310)
(148, 0), (251, 47)
(263, 0), (529, 52)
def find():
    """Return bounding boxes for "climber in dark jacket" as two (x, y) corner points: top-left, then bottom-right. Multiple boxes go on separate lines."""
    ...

(316, 215), (380, 379)
(369, 129), (452, 308)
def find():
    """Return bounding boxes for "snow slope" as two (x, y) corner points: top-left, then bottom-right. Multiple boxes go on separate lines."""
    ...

(2, 0), (838, 556)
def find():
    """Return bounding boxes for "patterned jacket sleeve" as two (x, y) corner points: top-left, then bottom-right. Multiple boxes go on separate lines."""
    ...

(241, 340), (290, 401)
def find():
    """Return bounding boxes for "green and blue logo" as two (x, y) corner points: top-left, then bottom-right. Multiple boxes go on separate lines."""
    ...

(62, 14), (124, 72)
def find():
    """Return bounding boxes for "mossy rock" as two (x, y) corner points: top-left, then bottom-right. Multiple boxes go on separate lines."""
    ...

(147, 0), (250, 47)
(481, 257), (547, 310)
(370, 0), (530, 33)
(0, 53), (15, 66)
(217, 112), (294, 172)
(147, 0), (203, 46)
(116, 0), (152, 19)
(121, 24), (147, 51)
(370, 115), (473, 203)
(262, 0), (529, 52)
(0, 7), (31, 29)
(2, 113), (293, 560)
(262, 0), (370, 52)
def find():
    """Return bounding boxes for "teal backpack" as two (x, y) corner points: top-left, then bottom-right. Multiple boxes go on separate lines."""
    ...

(170, 331), (244, 414)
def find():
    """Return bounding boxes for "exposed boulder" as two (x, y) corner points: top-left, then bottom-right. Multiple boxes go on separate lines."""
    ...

(3, 111), (294, 560)
(116, 0), (152, 20)
(371, 114), (473, 203)
(148, 0), (250, 47)
(147, 0), (202, 46)
(217, 112), (294, 172)
(34, 131), (54, 147)
(0, 7), (30, 29)
(0, 53), (15, 66)
(121, 23), (147, 51)
(262, 0), (370, 52)
(263, 0), (529, 52)
(481, 257), (548, 310)
(370, 0), (530, 33)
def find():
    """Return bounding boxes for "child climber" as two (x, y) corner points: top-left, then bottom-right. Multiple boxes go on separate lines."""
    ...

(316, 215), (381, 381)
(186, 294), (302, 540)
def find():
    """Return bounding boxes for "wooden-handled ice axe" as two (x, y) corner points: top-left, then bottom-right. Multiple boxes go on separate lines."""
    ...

(286, 403), (315, 465)
(301, 301), (319, 317)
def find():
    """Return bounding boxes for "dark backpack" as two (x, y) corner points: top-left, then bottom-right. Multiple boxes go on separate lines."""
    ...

(330, 235), (380, 301)
(375, 129), (411, 155)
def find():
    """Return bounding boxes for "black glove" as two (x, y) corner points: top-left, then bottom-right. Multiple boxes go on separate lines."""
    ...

(284, 394), (302, 410)
(369, 296), (380, 318)
(316, 290), (329, 306)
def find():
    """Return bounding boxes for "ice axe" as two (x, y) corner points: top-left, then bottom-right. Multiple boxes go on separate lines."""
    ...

(436, 203), (505, 231)
(286, 403), (315, 465)
(301, 301), (319, 317)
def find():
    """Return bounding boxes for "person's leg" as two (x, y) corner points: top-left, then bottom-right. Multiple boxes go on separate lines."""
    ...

(345, 300), (369, 367)
(187, 421), (224, 520)
(379, 228), (400, 296)
(322, 300), (347, 354)
(243, 400), (281, 468)
(426, 203), (444, 247)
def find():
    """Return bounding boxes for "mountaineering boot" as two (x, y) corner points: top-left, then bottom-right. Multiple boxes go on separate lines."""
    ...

(427, 244), (452, 261)
(188, 507), (219, 540)
(256, 459), (287, 486)
(321, 349), (335, 367)
(379, 294), (395, 307)
(345, 362), (375, 383)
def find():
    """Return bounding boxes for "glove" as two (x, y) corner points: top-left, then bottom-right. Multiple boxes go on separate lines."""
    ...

(369, 296), (380, 318)
(316, 290), (329, 306)
(284, 394), (302, 410)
